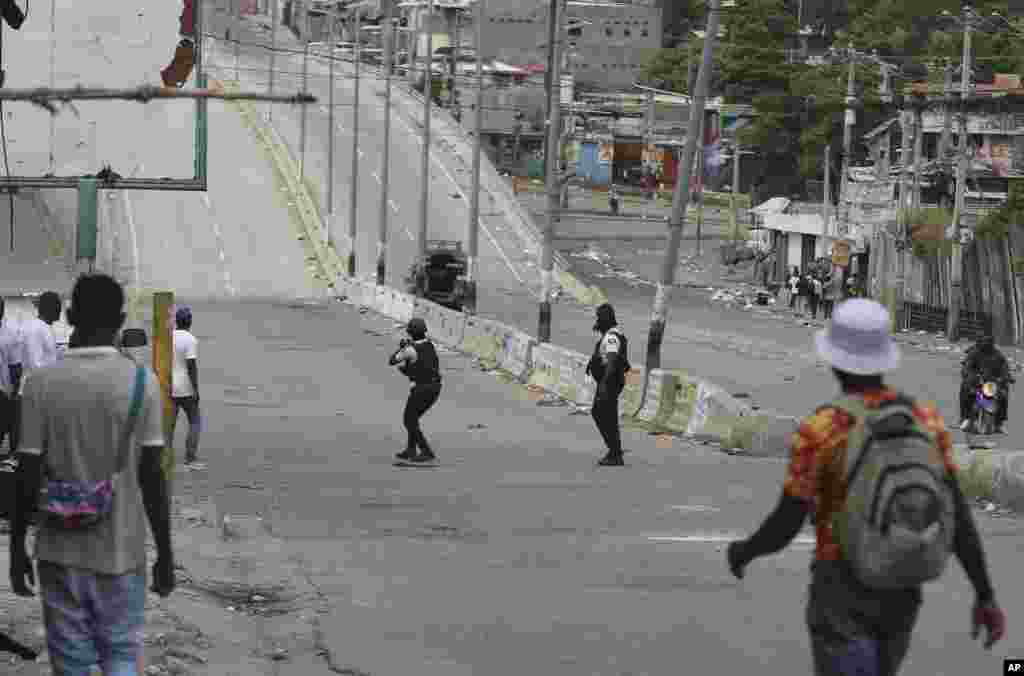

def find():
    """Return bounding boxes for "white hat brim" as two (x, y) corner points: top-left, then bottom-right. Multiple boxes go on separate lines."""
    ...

(814, 329), (901, 375)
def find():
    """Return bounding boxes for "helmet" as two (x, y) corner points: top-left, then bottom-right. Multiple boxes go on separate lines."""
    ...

(175, 306), (192, 325)
(406, 317), (427, 338)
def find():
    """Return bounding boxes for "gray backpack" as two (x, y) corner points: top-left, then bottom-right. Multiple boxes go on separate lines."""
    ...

(830, 395), (956, 589)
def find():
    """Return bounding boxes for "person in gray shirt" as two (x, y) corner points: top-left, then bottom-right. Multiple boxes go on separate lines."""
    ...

(9, 274), (174, 676)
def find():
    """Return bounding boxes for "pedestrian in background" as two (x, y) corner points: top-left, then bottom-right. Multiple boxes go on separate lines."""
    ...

(726, 299), (1005, 676)
(641, 167), (656, 221)
(586, 303), (631, 466)
(20, 291), (61, 381)
(10, 274), (175, 676)
(171, 306), (201, 466)
(788, 268), (800, 311)
(810, 274), (823, 320)
(390, 318), (442, 463)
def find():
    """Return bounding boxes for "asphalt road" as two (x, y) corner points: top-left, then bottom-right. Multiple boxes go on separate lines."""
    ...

(177, 298), (1023, 676)
(202, 6), (536, 309)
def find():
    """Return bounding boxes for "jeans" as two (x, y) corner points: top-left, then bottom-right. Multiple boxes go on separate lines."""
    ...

(807, 561), (921, 676)
(38, 561), (147, 676)
(592, 382), (624, 457)
(404, 382), (441, 454)
(171, 396), (201, 462)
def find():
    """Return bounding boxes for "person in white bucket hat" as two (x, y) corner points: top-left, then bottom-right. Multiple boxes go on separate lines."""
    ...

(725, 299), (1005, 676)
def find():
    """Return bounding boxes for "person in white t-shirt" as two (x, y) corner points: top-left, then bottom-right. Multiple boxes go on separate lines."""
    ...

(171, 306), (201, 465)
(20, 291), (62, 378)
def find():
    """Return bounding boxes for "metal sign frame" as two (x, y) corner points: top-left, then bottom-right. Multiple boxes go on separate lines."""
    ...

(0, 0), (209, 192)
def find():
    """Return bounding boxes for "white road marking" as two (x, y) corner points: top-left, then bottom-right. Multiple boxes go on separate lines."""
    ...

(201, 193), (236, 297)
(372, 170), (380, 182)
(646, 533), (815, 546)
(668, 505), (720, 513)
(388, 199), (399, 214)
(122, 167), (141, 297)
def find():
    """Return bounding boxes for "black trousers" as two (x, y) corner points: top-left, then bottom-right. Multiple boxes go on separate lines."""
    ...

(807, 561), (921, 676)
(592, 382), (624, 457)
(0, 391), (17, 454)
(404, 382), (441, 454)
(960, 382), (1009, 425)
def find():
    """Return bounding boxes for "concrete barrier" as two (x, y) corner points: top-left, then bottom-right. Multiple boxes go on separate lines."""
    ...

(414, 299), (467, 349)
(498, 329), (535, 382)
(461, 315), (506, 369)
(390, 291), (415, 324)
(527, 343), (595, 406)
(955, 447), (1024, 512)
(374, 286), (395, 319)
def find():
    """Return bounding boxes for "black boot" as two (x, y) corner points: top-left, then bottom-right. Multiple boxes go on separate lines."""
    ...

(396, 449), (416, 461)
(597, 453), (624, 466)
(413, 449), (437, 462)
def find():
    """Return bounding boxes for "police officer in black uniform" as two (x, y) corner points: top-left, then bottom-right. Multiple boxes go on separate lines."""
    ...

(586, 303), (630, 466)
(389, 318), (442, 462)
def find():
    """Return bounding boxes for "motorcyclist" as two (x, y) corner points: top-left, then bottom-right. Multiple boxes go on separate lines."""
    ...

(960, 334), (1014, 433)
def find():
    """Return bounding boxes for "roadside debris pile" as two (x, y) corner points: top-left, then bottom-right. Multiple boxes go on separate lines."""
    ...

(708, 283), (775, 310)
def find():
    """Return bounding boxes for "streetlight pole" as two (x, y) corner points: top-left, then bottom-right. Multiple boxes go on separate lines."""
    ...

(645, 0), (721, 371)
(538, 0), (565, 343)
(542, 0), (558, 180)
(268, 0), (278, 122)
(465, 0), (484, 314)
(327, 4), (337, 252)
(416, 0), (434, 277)
(377, 11), (396, 285)
(348, 10), (362, 277)
(300, 39), (310, 179)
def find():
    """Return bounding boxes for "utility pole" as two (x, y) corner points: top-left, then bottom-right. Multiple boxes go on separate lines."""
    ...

(948, 13), (973, 342)
(327, 3), (337, 253)
(646, 0), (720, 371)
(730, 141), (741, 239)
(938, 59), (954, 166)
(48, 0), (56, 174)
(300, 39), (310, 179)
(542, 0), (558, 180)
(538, 0), (565, 343)
(822, 143), (831, 237)
(348, 10), (362, 277)
(695, 111), (705, 256)
(416, 0), (434, 273)
(268, 0), (278, 122)
(838, 43), (856, 244)
(234, 0), (241, 82)
(912, 104), (924, 212)
(645, 90), (655, 167)
(465, 0), (484, 314)
(377, 8), (395, 285)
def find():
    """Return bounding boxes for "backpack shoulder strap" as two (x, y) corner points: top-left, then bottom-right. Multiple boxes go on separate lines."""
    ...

(827, 395), (878, 481)
(114, 365), (147, 476)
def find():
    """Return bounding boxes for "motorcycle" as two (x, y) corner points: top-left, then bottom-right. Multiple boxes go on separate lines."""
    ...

(973, 380), (1001, 436)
